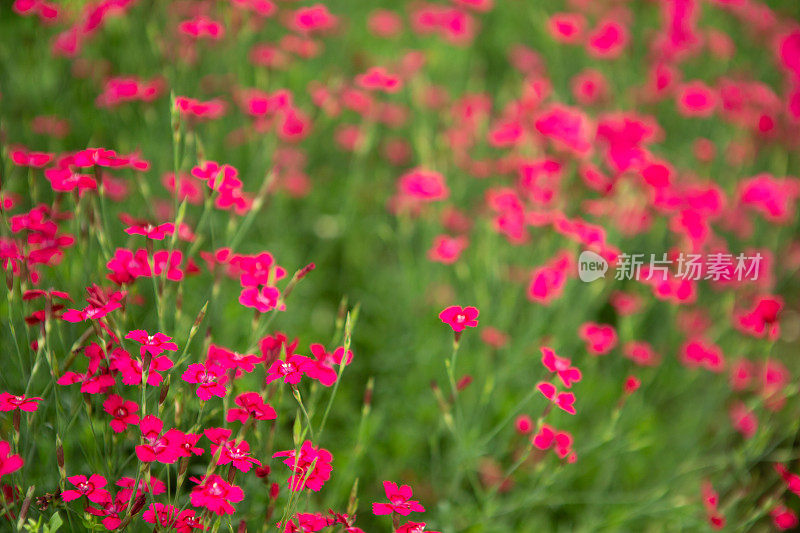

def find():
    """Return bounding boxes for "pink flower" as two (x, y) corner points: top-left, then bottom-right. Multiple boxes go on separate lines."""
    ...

(142, 503), (203, 532)
(398, 168), (449, 202)
(532, 423), (575, 460)
(182, 363), (228, 401)
(396, 522), (441, 533)
(356, 67), (402, 93)
(729, 402), (757, 439)
(124, 222), (174, 240)
(515, 415), (533, 434)
(536, 382), (577, 415)
(62, 474), (111, 504)
(207, 344), (264, 376)
(775, 464), (800, 496)
(266, 354), (313, 385)
(226, 392), (277, 424)
(204, 428), (262, 472)
(178, 16), (225, 39)
(623, 341), (661, 366)
(305, 344), (353, 386)
(427, 235), (468, 264)
(0, 392), (43, 412)
(372, 481), (425, 516)
(152, 250), (184, 281)
(135, 415), (182, 464)
(189, 474), (244, 515)
(125, 330), (178, 358)
(547, 13), (585, 43)
(623, 376), (641, 394)
(540, 347), (582, 388)
(772, 505), (799, 530)
(677, 81), (717, 117)
(273, 440), (333, 492)
(292, 4), (338, 34)
(534, 105), (593, 156)
(102, 394), (139, 433)
(587, 19), (629, 58)
(680, 339), (725, 372)
(527, 251), (572, 304)
(239, 285), (284, 313)
(578, 322), (617, 355)
(738, 174), (800, 224)
(0, 441), (23, 480)
(735, 295), (782, 339)
(439, 306), (479, 332)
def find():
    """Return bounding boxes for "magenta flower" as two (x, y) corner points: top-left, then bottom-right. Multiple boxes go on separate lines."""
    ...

(273, 440), (333, 492)
(207, 344), (264, 376)
(532, 424), (575, 461)
(239, 285), (285, 313)
(266, 354), (313, 385)
(0, 392), (43, 412)
(396, 522), (441, 533)
(204, 428), (262, 473)
(540, 347), (582, 388)
(182, 363), (228, 401)
(372, 481), (425, 516)
(305, 343), (353, 387)
(62, 474), (111, 504)
(0, 441), (23, 480)
(134, 415), (182, 464)
(226, 392), (277, 424)
(143, 503), (204, 531)
(536, 382), (577, 415)
(189, 474), (244, 515)
(578, 322), (617, 356)
(125, 330), (178, 358)
(102, 394), (139, 433)
(438, 305), (479, 332)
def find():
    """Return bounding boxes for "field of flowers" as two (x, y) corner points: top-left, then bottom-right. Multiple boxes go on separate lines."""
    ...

(1, 0), (800, 531)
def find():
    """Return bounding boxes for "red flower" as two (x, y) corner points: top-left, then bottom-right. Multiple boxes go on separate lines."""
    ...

(372, 481), (425, 516)
(182, 363), (228, 401)
(532, 424), (575, 461)
(135, 415), (182, 464)
(0, 392), (43, 412)
(207, 344), (264, 377)
(772, 504), (799, 530)
(204, 428), (262, 473)
(125, 330), (178, 358)
(680, 339), (725, 372)
(239, 285), (285, 313)
(735, 295), (783, 339)
(102, 394), (139, 433)
(62, 474), (111, 504)
(427, 235), (468, 264)
(438, 306), (479, 332)
(124, 222), (174, 240)
(305, 344), (353, 386)
(578, 322), (617, 355)
(540, 347), (581, 388)
(226, 392), (277, 424)
(266, 354), (312, 386)
(536, 382), (577, 415)
(398, 168), (449, 203)
(273, 440), (333, 492)
(143, 503), (204, 532)
(396, 522), (441, 533)
(0, 441), (23, 480)
(189, 474), (244, 515)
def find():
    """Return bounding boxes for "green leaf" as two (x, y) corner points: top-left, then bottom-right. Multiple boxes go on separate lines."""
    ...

(48, 511), (63, 532)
